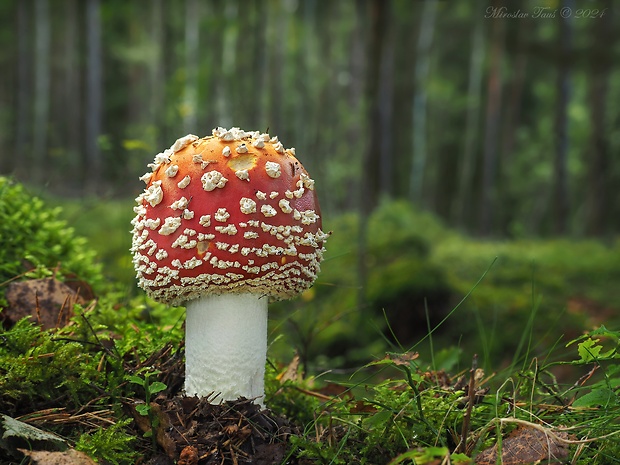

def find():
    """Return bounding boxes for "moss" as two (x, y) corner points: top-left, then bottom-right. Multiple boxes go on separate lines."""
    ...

(0, 177), (104, 308)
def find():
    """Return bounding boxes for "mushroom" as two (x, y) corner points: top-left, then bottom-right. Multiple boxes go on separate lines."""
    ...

(131, 127), (328, 404)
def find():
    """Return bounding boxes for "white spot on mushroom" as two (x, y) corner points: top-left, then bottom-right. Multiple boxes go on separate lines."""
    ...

(215, 208), (230, 222)
(222, 146), (231, 157)
(183, 209), (194, 220)
(273, 141), (284, 153)
(144, 218), (161, 230)
(265, 161), (281, 178)
(261, 205), (277, 218)
(170, 197), (189, 210)
(155, 249), (168, 260)
(236, 143), (248, 154)
(239, 197), (257, 214)
(133, 203), (147, 217)
(172, 235), (189, 248)
(178, 175), (191, 189)
(165, 164), (179, 177)
(159, 216), (182, 235)
(139, 172), (152, 184)
(201, 171), (228, 191)
(183, 257), (203, 269)
(297, 209), (320, 225)
(171, 259), (183, 268)
(252, 138), (265, 148)
(172, 134), (199, 152)
(300, 173), (315, 190)
(146, 150), (172, 171)
(215, 224), (238, 235)
(256, 191), (267, 200)
(235, 169), (250, 181)
(244, 231), (259, 239)
(279, 199), (293, 214)
(199, 215), (211, 227)
(217, 129), (235, 141)
(143, 181), (164, 207)
(269, 191), (279, 199)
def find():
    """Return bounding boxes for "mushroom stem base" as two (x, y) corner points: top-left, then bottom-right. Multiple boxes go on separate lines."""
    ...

(184, 293), (268, 404)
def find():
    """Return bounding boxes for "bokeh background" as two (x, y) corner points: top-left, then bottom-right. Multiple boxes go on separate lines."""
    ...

(1, 0), (619, 372)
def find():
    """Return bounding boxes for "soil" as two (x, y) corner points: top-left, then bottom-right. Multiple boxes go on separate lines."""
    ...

(132, 395), (300, 465)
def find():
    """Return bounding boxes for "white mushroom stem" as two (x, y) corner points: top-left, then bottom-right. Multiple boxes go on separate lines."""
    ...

(184, 293), (268, 404)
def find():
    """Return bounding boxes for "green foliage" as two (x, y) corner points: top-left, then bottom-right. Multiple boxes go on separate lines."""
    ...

(0, 177), (104, 305)
(0, 291), (183, 463)
(75, 419), (139, 465)
(128, 369), (167, 444)
(0, 317), (100, 410)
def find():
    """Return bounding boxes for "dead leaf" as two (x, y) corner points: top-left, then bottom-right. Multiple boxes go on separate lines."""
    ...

(3, 278), (88, 329)
(475, 425), (569, 465)
(0, 414), (67, 458)
(178, 445), (199, 465)
(277, 353), (302, 384)
(385, 352), (420, 366)
(19, 448), (97, 465)
(317, 382), (352, 399)
(350, 401), (378, 414)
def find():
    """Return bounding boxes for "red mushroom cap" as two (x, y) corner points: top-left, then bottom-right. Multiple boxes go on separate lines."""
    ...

(131, 128), (328, 306)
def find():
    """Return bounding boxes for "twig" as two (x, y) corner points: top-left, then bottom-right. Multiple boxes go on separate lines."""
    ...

(456, 354), (478, 454)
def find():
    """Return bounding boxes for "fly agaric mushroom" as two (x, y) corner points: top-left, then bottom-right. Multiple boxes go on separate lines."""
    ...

(131, 127), (328, 404)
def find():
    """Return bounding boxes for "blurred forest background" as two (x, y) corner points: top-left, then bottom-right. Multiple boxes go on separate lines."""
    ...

(1, 0), (619, 369)
(1, 0), (618, 236)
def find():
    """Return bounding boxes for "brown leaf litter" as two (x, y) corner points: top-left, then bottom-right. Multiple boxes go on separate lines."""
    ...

(475, 423), (570, 465)
(2, 277), (93, 329)
(129, 395), (299, 465)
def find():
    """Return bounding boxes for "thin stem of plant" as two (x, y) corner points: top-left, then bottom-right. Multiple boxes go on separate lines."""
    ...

(456, 354), (478, 454)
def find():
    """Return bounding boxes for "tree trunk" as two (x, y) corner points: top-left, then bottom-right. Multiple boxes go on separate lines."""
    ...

(453, 0), (485, 228)
(497, 21), (527, 234)
(409, 0), (438, 204)
(378, 6), (395, 199)
(357, 0), (390, 311)
(552, 0), (573, 235)
(478, 0), (504, 236)
(85, 0), (103, 194)
(183, 0), (199, 133)
(33, 0), (50, 184)
(14, 0), (32, 177)
(62, 0), (81, 193)
(149, 0), (165, 148)
(344, 0), (366, 211)
(585, 4), (612, 236)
